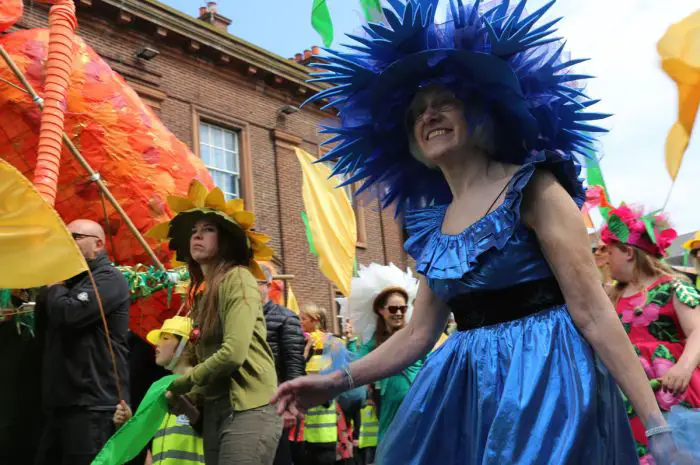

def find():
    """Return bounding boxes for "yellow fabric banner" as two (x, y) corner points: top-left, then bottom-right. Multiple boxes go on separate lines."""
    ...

(0, 158), (87, 288)
(294, 147), (356, 296)
(287, 284), (300, 315)
(658, 10), (700, 180)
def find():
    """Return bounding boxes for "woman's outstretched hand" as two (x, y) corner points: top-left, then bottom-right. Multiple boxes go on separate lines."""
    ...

(271, 373), (344, 418)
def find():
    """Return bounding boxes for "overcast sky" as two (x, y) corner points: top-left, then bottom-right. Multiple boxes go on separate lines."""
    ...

(164, 0), (699, 233)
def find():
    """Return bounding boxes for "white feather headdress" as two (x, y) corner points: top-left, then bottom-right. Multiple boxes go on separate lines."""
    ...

(337, 262), (419, 345)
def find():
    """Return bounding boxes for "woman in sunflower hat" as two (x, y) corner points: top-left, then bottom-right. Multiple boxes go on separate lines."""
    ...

(601, 204), (700, 463)
(147, 180), (282, 465)
(271, 1), (693, 463)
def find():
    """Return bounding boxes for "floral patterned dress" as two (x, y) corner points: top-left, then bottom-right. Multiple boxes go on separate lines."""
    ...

(616, 276), (700, 462)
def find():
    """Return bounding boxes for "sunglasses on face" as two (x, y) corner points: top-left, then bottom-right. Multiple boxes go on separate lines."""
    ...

(384, 305), (408, 314)
(71, 232), (100, 241)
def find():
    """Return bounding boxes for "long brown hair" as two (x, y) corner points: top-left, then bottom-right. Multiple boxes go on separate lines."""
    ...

(609, 243), (684, 304)
(187, 219), (252, 337)
(373, 288), (409, 347)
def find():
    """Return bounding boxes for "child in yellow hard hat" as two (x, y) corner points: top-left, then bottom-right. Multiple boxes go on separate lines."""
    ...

(113, 316), (204, 464)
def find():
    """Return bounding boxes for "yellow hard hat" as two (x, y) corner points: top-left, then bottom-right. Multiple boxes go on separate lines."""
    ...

(146, 316), (193, 346)
(683, 231), (700, 252)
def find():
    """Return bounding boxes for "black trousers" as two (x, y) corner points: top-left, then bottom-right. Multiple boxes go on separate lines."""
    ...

(305, 443), (336, 465)
(273, 429), (293, 465)
(34, 409), (114, 465)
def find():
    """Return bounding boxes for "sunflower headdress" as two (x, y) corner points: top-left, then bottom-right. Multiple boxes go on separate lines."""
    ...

(147, 180), (273, 279)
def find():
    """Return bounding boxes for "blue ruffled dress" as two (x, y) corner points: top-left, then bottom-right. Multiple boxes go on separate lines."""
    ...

(376, 152), (638, 464)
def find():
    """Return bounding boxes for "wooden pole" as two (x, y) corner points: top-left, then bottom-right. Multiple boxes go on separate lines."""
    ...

(0, 45), (166, 271)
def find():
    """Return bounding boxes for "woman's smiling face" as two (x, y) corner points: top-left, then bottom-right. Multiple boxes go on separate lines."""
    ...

(409, 86), (470, 164)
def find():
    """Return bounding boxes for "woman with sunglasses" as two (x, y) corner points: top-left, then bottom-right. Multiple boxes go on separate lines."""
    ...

(338, 263), (421, 446)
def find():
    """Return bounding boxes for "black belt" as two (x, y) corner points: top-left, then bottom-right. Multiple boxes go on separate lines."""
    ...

(449, 278), (565, 331)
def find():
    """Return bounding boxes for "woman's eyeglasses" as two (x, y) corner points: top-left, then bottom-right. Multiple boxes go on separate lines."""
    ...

(384, 305), (408, 314)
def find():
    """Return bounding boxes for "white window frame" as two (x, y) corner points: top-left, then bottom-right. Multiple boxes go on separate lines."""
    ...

(199, 121), (241, 200)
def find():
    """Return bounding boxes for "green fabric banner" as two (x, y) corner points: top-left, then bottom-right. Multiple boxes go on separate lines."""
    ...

(91, 374), (180, 465)
(301, 211), (319, 256)
(359, 0), (383, 20)
(311, 0), (333, 47)
(585, 151), (612, 219)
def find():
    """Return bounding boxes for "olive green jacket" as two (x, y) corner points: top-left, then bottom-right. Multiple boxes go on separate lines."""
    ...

(174, 266), (278, 411)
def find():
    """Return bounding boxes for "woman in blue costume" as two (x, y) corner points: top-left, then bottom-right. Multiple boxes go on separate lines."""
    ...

(272, 1), (694, 463)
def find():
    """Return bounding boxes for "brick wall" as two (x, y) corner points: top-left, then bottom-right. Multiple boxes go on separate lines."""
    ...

(15, 0), (409, 332)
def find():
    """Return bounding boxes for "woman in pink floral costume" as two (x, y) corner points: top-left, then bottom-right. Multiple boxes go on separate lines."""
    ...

(601, 205), (700, 462)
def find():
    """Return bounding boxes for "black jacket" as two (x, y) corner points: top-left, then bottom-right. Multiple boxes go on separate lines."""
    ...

(37, 252), (130, 410)
(263, 301), (306, 383)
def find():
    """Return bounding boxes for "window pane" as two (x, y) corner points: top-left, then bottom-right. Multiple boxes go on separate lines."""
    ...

(225, 150), (238, 173)
(209, 148), (222, 169)
(200, 144), (210, 164)
(231, 175), (239, 198)
(224, 131), (235, 151)
(211, 127), (223, 148)
(200, 123), (208, 145)
(220, 172), (234, 194)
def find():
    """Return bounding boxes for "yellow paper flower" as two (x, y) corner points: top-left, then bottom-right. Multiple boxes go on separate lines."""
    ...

(146, 180), (273, 280)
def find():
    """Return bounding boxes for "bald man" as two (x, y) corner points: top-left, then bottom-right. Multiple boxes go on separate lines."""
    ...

(34, 219), (130, 465)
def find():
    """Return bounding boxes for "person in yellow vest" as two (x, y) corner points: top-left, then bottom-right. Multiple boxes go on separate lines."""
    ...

(299, 304), (339, 465)
(683, 231), (700, 289)
(356, 402), (379, 465)
(113, 316), (204, 464)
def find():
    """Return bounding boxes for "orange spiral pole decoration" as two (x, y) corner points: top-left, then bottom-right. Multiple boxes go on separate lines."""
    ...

(33, 0), (77, 206)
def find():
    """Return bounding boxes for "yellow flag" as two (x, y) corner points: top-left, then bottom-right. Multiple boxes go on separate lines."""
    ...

(0, 158), (87, 288)
(658, 10), (700, 180)
(295, 147), (356, 296)
(287, 284), (300, 315)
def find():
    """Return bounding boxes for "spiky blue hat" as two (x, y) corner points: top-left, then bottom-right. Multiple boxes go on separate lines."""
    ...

(306, 0), (608, 212)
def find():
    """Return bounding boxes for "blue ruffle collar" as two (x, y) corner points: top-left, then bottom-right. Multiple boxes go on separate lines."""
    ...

(404, 151), (585, 280)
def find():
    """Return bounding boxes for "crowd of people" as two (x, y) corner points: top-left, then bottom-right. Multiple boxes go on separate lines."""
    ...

(20, 199), (700, 465)
(4, 0), (700, 464)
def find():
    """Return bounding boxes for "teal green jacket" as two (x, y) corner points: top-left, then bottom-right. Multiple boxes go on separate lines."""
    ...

(353, 336), (423, 443)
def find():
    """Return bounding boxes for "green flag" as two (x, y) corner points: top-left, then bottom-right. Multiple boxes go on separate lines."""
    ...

(301, 211), (319, 256)
(91, 374), (180, 465)
(312, 0), (334, 47)
(585, 151), (612, 219)
(359, 0), (383, 20)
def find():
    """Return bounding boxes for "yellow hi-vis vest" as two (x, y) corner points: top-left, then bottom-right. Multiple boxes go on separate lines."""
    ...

(304, 400), (337, 444)
(152, 413), (205, 465)
(358, 404), (379, 449)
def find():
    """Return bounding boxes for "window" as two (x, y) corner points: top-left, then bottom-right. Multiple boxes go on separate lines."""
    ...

(332, 287), (345, 336)
(199, 122), (240, 200)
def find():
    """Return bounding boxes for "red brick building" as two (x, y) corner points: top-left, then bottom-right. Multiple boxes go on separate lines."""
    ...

(14, 0), (409, 333)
